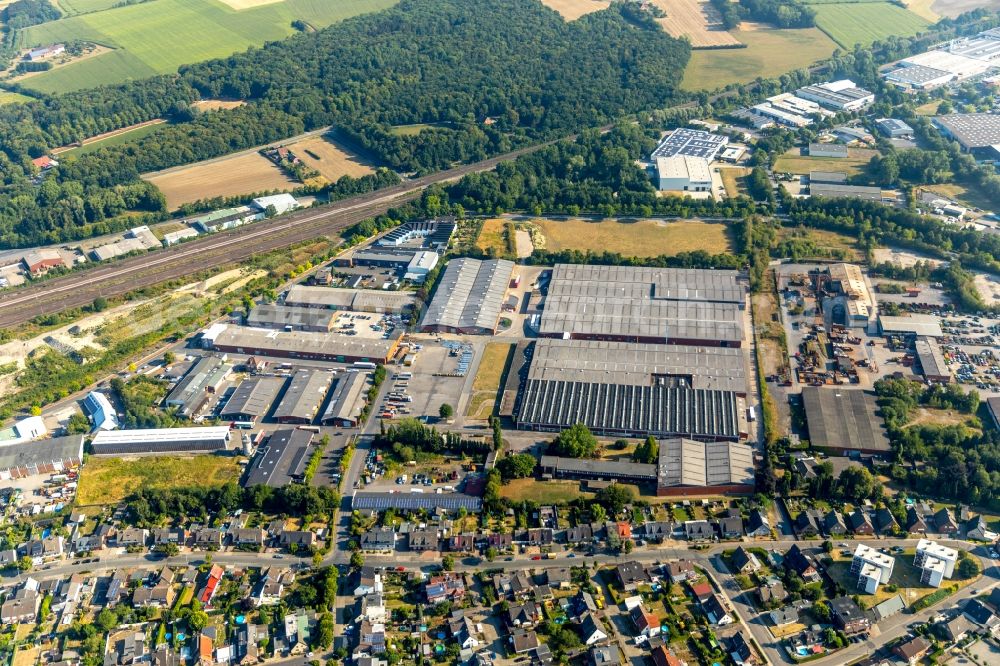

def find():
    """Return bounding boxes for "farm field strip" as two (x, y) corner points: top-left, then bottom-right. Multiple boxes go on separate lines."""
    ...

(288, 135), (376, 182)
(53, 119), (168, 156)
(144, 151), (299, 210)
(650, 0), (741, 48)
(812, 2), (930, 48)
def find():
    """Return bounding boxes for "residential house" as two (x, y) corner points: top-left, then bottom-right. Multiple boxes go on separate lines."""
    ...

(0, 582), (39, 623)
(449, 611), (480, 650)
(794, 510), (823, 538)
(906, 507), (927, 534)
(105, 631), (146, 666)
(768, 606), (799, 627)
(824, 511), (847, 536)
(485, 532), (512, 551)
(151, 528), (186, 546)
(829, 596), (870, 634)
(579, 613), (608, 645)
(728, 633), (758, 666)
(848, 509), (874, 536)
(893, 636), (930, 665)
(235, 623), (268, 665)
(279, 530), (316, 549)
(941, 614), (973, 643)
(731, 546), (761, 574)
(506, 602), (542, 628)
(510, 629), (539, 654)
(745, 509), (770, 538)
(117, 528), (149, 548)
(757, 579), (787, 606)
(232, 529), (266, 549)
(360, 527), (395, 553)
(615, 561), (649, 591)
(934, 508), (959, 534)
(702, 595), (733, 625)
(570, 591), (598, 622)
(966, 515), (998, 541)
(250, 568), (291, 607)
(565, 524), (594, 544)
(665, 560), (698, 583)
(546, 568), (572, 589)
(874, 508), (899, 534)
(630, 605), (661, 637)
(689, 581), (714, 603)
(964, 598), (998, 629)
(193, 528), (223, 549)
(685, 521), (714, 542)
(408, 530), (439, 552)
(425, 574), (465, 605)
(785, 545), (820, 582)
(198, 564), (224, 606)
(449, 533), (475, 553)
(651, 646), (686, 666)
(351, 567), (382, 597)
(494, 570), (533, 599)
(283, 611), (315, 656)
(717, 515), (744, 539)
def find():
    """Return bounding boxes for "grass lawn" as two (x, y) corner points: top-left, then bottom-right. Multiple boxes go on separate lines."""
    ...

(778, 227), (863, 262)
(465, 342), (514, 419)
(389, 122), (450, 136)
(915, 101), (942, 116)
(683, 27), (838, 89)
(812, 3), (930, 49)
(905, 407), (978, 430)
(499, 478), (589, 503)
(533, 218), (734, 256)
(20, 0), (400, 92)
(76, 455), (241, 506)
(475, 218), (508, 255)
(773, 148), (876, 177)
(0, 91), (36, 105)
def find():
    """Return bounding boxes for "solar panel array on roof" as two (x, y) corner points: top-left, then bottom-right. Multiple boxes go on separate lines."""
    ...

(420, 258), (515, 334)
(516, 380), (740, 440)
(651, 128), (729, 160)
(351, 492), (482, 512)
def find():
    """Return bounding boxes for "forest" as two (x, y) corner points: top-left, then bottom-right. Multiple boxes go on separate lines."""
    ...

(0, 0), (691, 248)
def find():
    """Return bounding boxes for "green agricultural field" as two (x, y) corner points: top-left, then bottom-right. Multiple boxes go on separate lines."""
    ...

(683, 27), (838, 89)
(0, 91), (35, 105)
(57, 121), (169, 157)
(20, 0), (400, 93)
(812, 3), (930, 48)
(55, 0), (122, 15)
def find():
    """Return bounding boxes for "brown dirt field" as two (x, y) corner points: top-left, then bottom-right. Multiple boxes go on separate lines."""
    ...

(651, 0), (741, 47)
(540, 0), (610, 20)
(288, 135), (375, 182)
(193, 99), (246, 111)
(143, 152), (297, 210)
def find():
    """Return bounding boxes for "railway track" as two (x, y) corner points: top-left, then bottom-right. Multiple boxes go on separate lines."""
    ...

(0, 140), (550, 329)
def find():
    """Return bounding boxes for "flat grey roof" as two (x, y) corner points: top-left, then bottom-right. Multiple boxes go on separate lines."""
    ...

(164, 356), (229, 414)
(914, 336), (949, 378)
(0, 435), (83, 471)
(809, 143), (848, 155)
(243, 428), (313, 487)
(320, 371), (369, 423)
(420, 258), (514, 332)
(517, 380), (741, 440)
(528, 339), (748, 394)
(351, 491), (482, 512)
(219, 376), (286, 419)
(879, 314), (943, 337)
(283, 285), (415, 312)
(801, 387), (890, 453)
(538, 264), (744, 343)
(211, 326), (400, 361)
(810, 182), (884, 202)
(539, 455), (656, 480)
(657, 437), (754, 488)
(272, 369), (334, 422)
(886, 64), (952, 85)
(934, 114), (1000, 149)
(809, 171), (848, 184)
(246, 304), (336, 330)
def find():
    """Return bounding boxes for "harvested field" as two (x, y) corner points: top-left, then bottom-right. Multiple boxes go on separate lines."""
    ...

(143, 150), (297, 210)
(772, 147), (876, 177)
(533, 217), (734, 257)
(540, 0), (610, 20)
(77, 455), (241, 506)
(650, 0), (740, 48)
(192, 99), (246, 111)
(683, 27), (838, 89)
(288, 135), (375, 182)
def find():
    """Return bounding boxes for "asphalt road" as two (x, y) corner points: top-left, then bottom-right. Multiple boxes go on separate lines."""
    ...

(0, 140), (553, 328)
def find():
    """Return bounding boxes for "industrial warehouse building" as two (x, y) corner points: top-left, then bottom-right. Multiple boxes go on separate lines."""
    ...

(824, 263), (876, 328)
(933, 114), (1000, 162)
(282, 285), (415, 314)
(246, 304), (338, 332)
(243, 429), (313, 487)
(651, 127), (728, 161)
(272, 369), (334, 424)
(0, 435), (84, 480)
(90, 427), (231, 455)
(208, 325), (402, 364)
(164, 356), (231, 418)
(320, 371), (369, 427)
(795, 80), (874, 112)
(801, 387), (891, 455)
(539, 437), (754, 496)
(527, 339), (749, 395)
(808, 143), (848, 159)
(376, 219), (456, 249)
(878, 314), (943, 338)
(655, 438), (755, 496)
(914, 337), (951, 383)
(538, 264), (745, 347)
(809, 182), (885, 202)
(420, 258), (515, 335)
(516, 382), (742, 441)
(219, 376), (287, 423)
(654, 155), (712, 193)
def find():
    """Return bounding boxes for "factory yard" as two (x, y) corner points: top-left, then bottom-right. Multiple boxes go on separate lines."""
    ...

(649, 0), (741, 48)
(143, 150), (298, 210)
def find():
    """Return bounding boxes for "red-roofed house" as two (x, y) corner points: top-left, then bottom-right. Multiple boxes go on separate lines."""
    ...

(651, 645), (685, 666)
(629, 605), (661, 637)
(689, 581), (713, 603)
(199, 564), (224, 605)
(616, 522), (632, 540)
(31, 156), (58, 170)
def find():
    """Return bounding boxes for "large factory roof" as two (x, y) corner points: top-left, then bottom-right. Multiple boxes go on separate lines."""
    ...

(0, 435), (84, 472)
(272, 369), (334, 422)
(527, 339), (748, 394)
(320, 371), (369, 424)
(243, 429), (313, 487)
(91, 427), (230, 455)
(517, 380), (741, 440)
(210, 326), (401, 362)
(283, 285), (415, 312)
(801, 387), (890, 453)
(420, 258), (514, 332)
(914, 336), (949, 379)
(933, 113), (1000, 149)
(539, 264), (744, 343)
(656, 438), (755, 489)
(246, 304), (337, 330)
(220, 376), (286, 419)
(539, 455), (656, 480)
(351, 491), (482, 512)
(651, 127), (728, 160)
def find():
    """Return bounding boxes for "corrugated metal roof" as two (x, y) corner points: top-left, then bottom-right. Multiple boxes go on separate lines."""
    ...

(420, 258), (514, 331)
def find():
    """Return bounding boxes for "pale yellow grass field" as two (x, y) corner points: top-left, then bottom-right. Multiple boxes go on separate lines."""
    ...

(193, 99), (246, 111)
(650, 0), (741, 48)
(289, 135), (375, 182)
(144, 151), (297, 210)
(535, 218), (734, 256)
(540, 0), (610, 20)
(217, 0), (282, 9)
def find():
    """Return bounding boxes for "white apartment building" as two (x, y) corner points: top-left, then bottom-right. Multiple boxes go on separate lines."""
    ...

(914, 539), (958, 588)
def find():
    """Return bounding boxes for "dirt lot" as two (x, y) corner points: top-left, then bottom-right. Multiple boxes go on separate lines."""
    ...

(974, 272), (1000, 306)
(872, 247), (946, 269)
(650, 0), (741, 47)
(143, 151), (297, 210)
(540, 0), (610, 20)
(288, 135), (375, 183)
